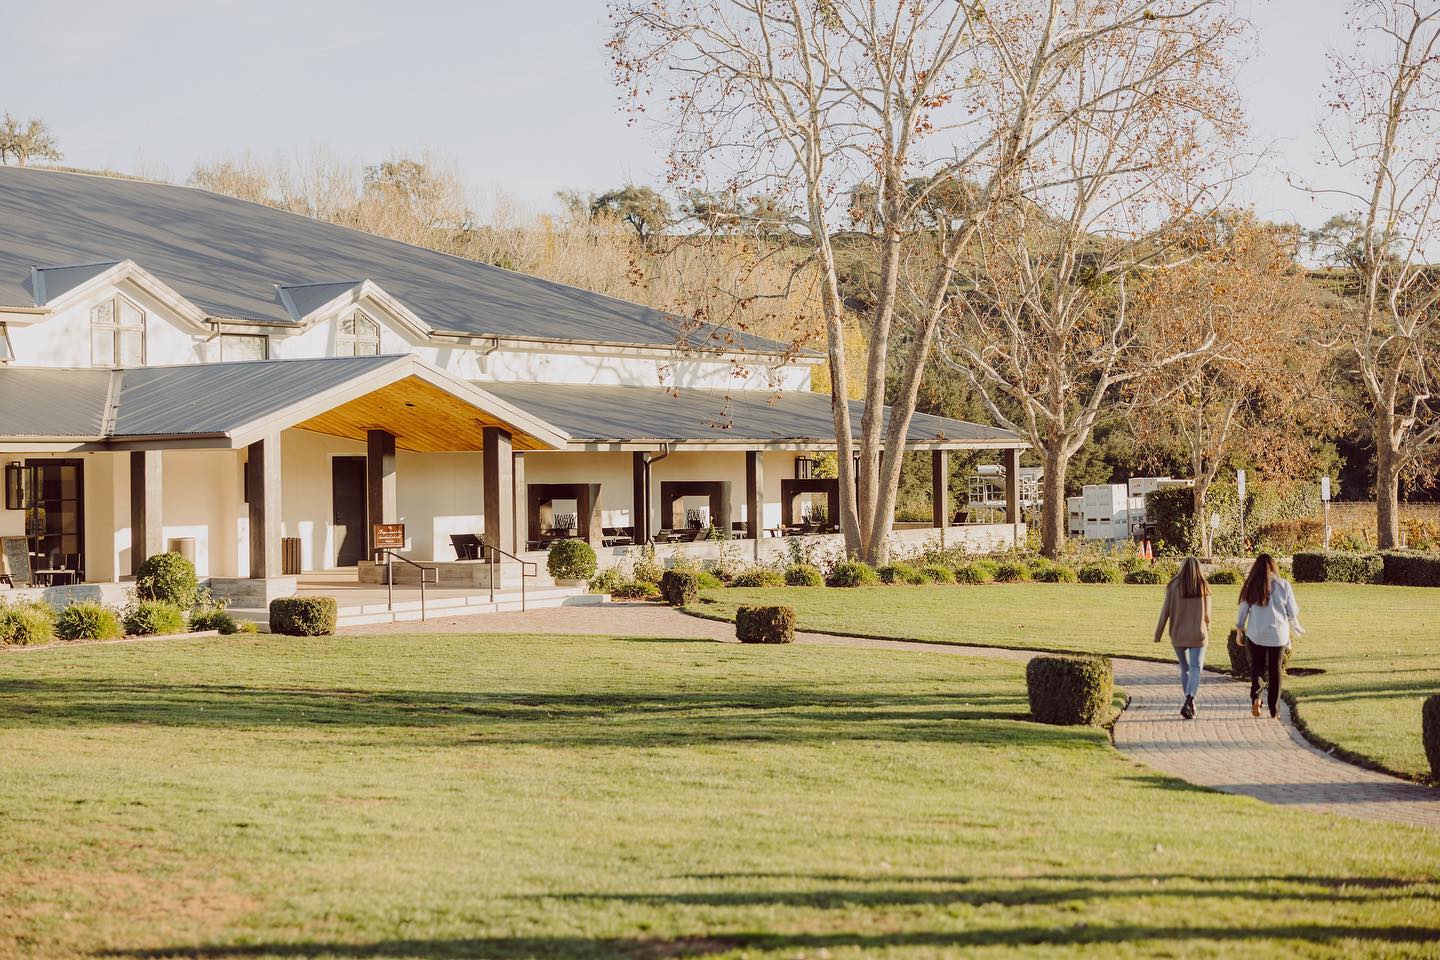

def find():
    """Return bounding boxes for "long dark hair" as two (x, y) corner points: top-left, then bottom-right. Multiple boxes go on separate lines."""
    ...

(1240, 554), (1278, 606)
(1173, 556), (1210, 599)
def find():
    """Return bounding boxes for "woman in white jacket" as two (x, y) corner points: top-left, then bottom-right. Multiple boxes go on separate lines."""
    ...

(1236, 553), (1301, 719)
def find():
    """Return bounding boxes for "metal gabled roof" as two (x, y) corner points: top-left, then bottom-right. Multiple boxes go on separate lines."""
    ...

(483, 381), (1025, 448)
(0, 167), (795, 355)
(0, 367), (114, 439)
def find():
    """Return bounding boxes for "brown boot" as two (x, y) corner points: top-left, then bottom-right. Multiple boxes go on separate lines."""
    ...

(1251, 696), (1261, 718)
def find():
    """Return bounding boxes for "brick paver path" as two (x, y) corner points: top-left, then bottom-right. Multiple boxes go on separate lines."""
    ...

(344, 602), (1440, 829)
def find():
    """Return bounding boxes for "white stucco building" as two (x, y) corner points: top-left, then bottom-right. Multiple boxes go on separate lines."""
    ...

(0, 167), (1024, 615)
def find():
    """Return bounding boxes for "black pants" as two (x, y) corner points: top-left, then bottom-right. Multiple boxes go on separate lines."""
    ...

(1249, 642), (1283, 716)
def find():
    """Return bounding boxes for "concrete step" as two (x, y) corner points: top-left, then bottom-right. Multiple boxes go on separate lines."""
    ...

(231, 585), (607, 631)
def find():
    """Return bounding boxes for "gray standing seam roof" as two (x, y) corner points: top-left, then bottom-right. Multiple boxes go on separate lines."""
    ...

(484, 381), (1021, 445)
(0, 167), (791, 354)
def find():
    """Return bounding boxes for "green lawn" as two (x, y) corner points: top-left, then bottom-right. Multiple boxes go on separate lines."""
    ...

(693, 582), (1440, 781)
(2, 632), (1439, 959)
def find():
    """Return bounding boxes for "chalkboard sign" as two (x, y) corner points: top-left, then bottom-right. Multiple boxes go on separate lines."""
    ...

(1, 536), (31, 586)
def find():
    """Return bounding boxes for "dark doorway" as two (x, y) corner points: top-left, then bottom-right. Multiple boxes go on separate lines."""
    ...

(24, 459), (84, 581)
(332, 456), (368, 567)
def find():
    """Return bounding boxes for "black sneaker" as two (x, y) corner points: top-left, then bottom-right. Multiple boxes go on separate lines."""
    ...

(1180, 696), (1194, 720)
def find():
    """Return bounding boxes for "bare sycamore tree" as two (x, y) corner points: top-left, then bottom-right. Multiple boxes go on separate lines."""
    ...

(610, 0), (1247, 563)
(1312, 0), (1440, 549)
(1129, 215), (1334, 556)
(0, 113), (62, 166)
(936, 4), (1245, 555)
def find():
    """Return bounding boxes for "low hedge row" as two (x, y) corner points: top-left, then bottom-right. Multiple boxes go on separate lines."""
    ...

(659, 570), (698, 606)
(268, 597), (338, 636)
(1026, 655), (1113, 726)
(1292, 550), (1440, 586)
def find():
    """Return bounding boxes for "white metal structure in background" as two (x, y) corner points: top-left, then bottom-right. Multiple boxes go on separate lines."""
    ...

(968, 464), (1042, 512)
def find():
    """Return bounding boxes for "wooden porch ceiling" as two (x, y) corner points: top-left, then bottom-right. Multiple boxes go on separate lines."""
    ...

(293, 375), (553, 452)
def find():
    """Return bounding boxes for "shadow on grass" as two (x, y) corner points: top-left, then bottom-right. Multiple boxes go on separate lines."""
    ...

(0, 678), (1061, 748)
(99, 921), (1440, 959)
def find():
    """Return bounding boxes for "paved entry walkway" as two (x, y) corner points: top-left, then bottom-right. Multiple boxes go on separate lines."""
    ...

(344, 603), (1440, 830)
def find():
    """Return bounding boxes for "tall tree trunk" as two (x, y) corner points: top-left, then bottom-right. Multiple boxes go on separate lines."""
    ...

(1039, 445), (1068, 558)
(1192, 480), (1211, 559)
(1375, 432), (1402, 550)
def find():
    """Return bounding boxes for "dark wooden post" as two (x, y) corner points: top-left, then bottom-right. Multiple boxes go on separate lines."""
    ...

(1004, 447), (1022, 525)
(512, 451), (526, 553)
(745, 451), (764, 544)
(246, 435), (281, 578)
(366, 429), (397, 557)
(482, 427), (514, 554)
(931, 450), (949, 542)
(631, 451), (650, 544)
(130, 450), (163, 574)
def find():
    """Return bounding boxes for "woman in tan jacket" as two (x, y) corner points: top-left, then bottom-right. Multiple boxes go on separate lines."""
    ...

(1153, 556), (1212, 720)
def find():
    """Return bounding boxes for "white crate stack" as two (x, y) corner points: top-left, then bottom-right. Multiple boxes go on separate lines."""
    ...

(1082, 484), (1130, 542)
(1067, 496), (1085, 538)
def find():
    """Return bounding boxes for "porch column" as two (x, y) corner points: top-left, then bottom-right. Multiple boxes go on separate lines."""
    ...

(366, 429), (397, 557)
(631, 451), (649, 544)
(745, 450), (764, 558)
(129, 450), (163, 575)
(246, 434), (282, 578)
(483, 427), (514, 554)
(931, 450), (949, 546)
(512, 451), (526, 553)
(1004, 447), (1022, 526)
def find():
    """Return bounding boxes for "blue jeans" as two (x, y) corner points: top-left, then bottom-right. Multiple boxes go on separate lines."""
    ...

(1175, 646), (1205, 698)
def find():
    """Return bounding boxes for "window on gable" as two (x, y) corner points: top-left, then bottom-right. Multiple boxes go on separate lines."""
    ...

(220, 333), (268, 362)
(336, 312), (380, 356)
(90, 294), (146, 367)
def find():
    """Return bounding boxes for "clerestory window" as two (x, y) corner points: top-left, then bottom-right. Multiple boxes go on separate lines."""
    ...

(90, 294), (146, 367)
(336, 311), (380, 356)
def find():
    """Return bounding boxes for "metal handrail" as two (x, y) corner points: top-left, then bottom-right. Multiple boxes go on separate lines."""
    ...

(374, 549), (439, 622)
(482, 542), (539, 611)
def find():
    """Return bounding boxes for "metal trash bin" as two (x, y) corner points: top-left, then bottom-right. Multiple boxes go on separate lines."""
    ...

(167, 537), (196, 564)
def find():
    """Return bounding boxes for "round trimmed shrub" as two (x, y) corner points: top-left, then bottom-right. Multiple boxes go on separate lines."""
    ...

(547, 539), (597, 582)
(1225, 629), (1291, 679)
(0, 599), (57, 647)
(1124, 567), (1165, 585)
(1034, 563), (1078, 583)
(611, 579), (660, 600)
(268, 597), (338, 636)
(659, 570), (699, 606)
(1078, 562), (1123, 584)
(827, 560), (879, 587)
(920, 564), (955, 584)
(1423, 695), (1440, 782)
(55, 601), (123, 642)
(123, 599), (186, 637)
(784, 563), (824, 587)
(730, 566), (786, 588)
(953, 561), (996, 585)
(1026, 655), (1114, 725)
(735, 605), (796, 644)
(135, 552), (199, 608)
(993, 559), (1032, 583)
(1206, 567), (1242, 585)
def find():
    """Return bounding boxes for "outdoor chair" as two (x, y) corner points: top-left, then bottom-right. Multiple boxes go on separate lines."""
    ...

(450, 533), (484, 560)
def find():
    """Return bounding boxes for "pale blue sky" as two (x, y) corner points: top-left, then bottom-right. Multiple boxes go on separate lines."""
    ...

(2, 0), (1357, 229)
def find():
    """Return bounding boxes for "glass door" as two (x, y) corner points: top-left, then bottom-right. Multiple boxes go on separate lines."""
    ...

(25, 459), (84, 581)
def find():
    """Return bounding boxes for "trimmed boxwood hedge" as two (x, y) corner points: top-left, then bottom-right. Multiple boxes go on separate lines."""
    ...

(1026, 655), (1113, 726)
(1292, 551), (1383, 584)
(659, 570), (698, 606)
(269, 597), (338, 636)
(784, 563), (824, 587)
(735, 605), (796, 644)
(1381, 551), (1440, 587)
(1423, 695), (1440, 782)
(547, 539), (598, 581)
(1225, 628), (1292, 678)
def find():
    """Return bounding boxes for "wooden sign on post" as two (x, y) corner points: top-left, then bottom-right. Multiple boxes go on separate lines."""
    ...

(372, 523), (405, 550)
